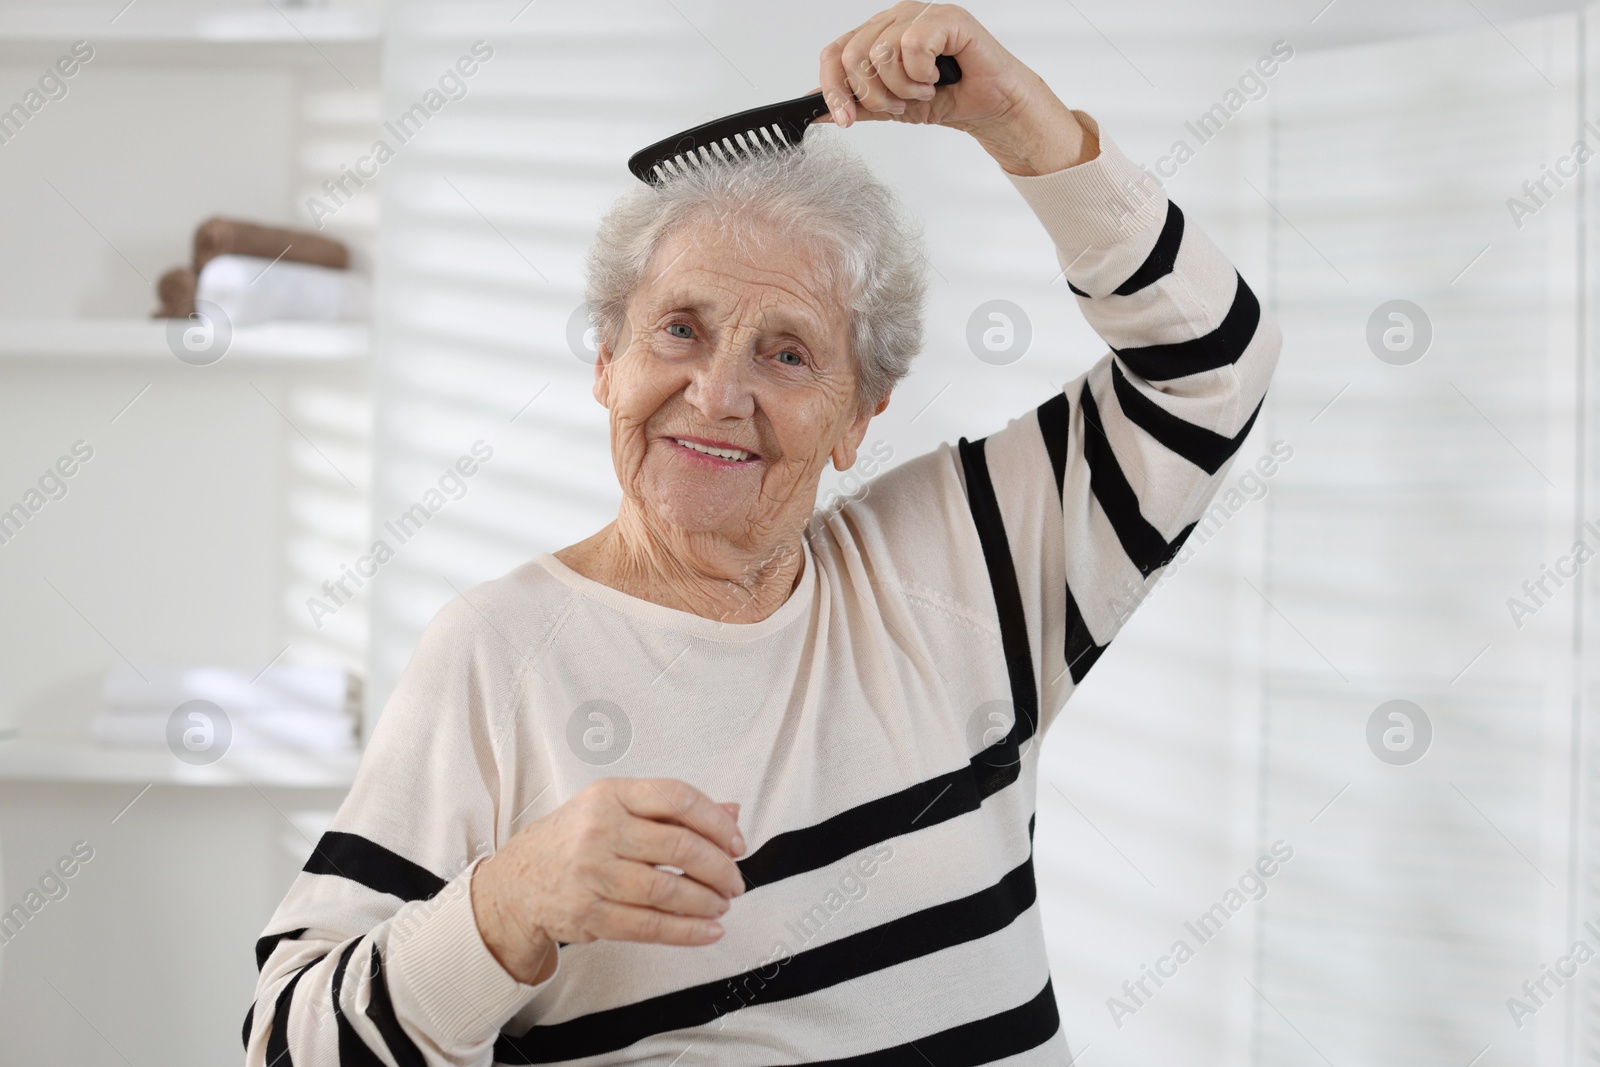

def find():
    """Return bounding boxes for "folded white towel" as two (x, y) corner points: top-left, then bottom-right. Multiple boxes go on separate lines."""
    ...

(102, 663), (358, 718)
(91, 709), (357, 752)
(196, 254), (370, 327)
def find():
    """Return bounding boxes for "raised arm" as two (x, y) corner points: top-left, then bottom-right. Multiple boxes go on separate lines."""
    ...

(971, 114), (1280, 727)
(819, 4), (1281, 729)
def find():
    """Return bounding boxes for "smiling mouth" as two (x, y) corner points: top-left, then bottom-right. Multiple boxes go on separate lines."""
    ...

(670, 437), (760, 464)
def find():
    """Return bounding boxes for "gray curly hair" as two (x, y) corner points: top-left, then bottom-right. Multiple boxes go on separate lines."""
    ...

(582, 128), (928, 417)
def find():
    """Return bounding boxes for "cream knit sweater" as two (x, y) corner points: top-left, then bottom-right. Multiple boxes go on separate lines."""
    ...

(245, 114), (1281, 1066)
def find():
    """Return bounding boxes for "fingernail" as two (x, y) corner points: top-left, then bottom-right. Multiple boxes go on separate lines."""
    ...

(732, 831), (746, 855)
(703, 921), (723, 939)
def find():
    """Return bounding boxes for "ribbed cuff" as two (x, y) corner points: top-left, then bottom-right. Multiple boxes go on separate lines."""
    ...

(387, 856), (558, 1050)
(1003, 111), (1166, 266)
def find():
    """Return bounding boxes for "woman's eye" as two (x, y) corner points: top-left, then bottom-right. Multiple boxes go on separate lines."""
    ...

(776, 350), (803, 366)
(666, 322), (694, 340)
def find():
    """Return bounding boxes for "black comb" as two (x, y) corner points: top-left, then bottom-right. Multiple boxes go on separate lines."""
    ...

(628, 55), (962, 185)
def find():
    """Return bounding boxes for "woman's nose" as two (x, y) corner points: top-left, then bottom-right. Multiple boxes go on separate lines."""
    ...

(683, 341), (756, 422)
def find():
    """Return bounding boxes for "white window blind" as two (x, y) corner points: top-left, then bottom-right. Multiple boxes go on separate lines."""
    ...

(1256, 10), (1589, 1066)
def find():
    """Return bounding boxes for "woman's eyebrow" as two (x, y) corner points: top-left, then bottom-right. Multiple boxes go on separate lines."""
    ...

(650, 291), (825, 344)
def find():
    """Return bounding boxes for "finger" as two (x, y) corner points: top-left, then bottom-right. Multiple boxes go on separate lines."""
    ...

(843, 40), (899, 114)
(818, 36), (858, 126)
(615, 817), (745, 899)
(620, 778), (745, 861)
(898, 5), (956, 85)
(840, 17), (902, 115)
(867, 24), (932, 103)
(599, 857), (732, 919)
(585, 899), (723, 946)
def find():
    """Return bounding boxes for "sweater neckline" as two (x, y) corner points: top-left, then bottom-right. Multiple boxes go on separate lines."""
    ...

(532, 533), (815, 642)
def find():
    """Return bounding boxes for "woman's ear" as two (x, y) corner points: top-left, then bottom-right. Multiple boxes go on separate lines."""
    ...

(592, 318), (634, 407)
(592, 341), (611, 406)
(830, 390), (891, 471)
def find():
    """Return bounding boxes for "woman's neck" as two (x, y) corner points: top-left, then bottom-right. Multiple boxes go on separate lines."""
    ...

(554, 508), (806, 624)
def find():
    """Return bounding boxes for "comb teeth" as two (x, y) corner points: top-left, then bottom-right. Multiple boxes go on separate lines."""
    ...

(653, 122), (801, 181)
(630, 85), (845, 186)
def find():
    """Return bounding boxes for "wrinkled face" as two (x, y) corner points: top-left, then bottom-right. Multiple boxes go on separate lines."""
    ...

(593, 214), (882, 546)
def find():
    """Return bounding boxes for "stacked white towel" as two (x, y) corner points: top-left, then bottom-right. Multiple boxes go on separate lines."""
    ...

(93, 663), (361, 752)
(195, 254), (370, 327)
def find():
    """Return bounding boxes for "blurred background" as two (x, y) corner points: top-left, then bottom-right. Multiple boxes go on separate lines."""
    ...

(0, 0), (1593, 1063)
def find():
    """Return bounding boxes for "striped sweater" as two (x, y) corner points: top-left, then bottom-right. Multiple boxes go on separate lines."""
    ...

(244, 113), (1281, 1066)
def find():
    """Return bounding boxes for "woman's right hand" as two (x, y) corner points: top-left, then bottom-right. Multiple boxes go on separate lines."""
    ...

(469, 778), (746, 985)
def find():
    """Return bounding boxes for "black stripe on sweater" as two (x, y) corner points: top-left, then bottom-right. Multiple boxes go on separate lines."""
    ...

(956, 435), (1041, 752)
(1111, 362), (1261, 475)
(1078, 382), (1182, 577)
(1063, 581), (1108, 686)
(265, 955), (324, 1067)
(303, 831), (447, 903)
(1113, 201), (1185, 296)
(365, 944), (428, 1067)
(794, 976), (1060, 1067)
(1036, 393), (1071, 501)
(1170, 520), (1199, 558)
(1038, 392), (1113, 687)
(1114, 270), (1260, 382)
(242, 1003), (254, 1052)
(737, 720), (1032, 891)
(331, 938), (386, 1067)
(1060, 201), (1183, 300)
(737, 765), (985, 890)
(256, 928), (309, 971)
(494, 825), (1039, 1065)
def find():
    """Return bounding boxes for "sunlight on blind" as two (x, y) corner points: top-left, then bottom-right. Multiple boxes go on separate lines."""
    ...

(1259, 13), (1583, 1065)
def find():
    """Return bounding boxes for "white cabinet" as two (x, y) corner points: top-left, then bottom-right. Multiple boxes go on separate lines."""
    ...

(0, 5), (381, 1063)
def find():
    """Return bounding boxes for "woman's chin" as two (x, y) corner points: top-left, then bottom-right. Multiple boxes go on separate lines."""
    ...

(641, 480), (754, 535)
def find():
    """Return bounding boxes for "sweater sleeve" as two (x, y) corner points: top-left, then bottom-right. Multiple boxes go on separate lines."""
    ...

(956, 110), (1282, 738)
(242, 593), (558, 1067)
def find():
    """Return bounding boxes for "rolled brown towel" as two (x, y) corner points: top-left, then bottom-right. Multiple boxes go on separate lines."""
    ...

(192, 218), (349, 274)
(152, 266), (196, 319)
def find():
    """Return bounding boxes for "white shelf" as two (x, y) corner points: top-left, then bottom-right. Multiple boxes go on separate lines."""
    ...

(0, 6), (377, 41)
(0, 319), (370, 363)
(0, 738), (360, 787)
(0, 5), (381, 64)
(0, 6), (379, 42)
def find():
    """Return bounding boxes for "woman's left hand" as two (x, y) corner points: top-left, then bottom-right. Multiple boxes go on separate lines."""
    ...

(814, 2), (1095, 176)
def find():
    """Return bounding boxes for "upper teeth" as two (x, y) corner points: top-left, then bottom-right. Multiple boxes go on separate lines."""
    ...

(676, 438), (751, 461)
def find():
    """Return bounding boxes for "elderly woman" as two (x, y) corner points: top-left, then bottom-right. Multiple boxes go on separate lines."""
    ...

(246, 4), (1279, 1064)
